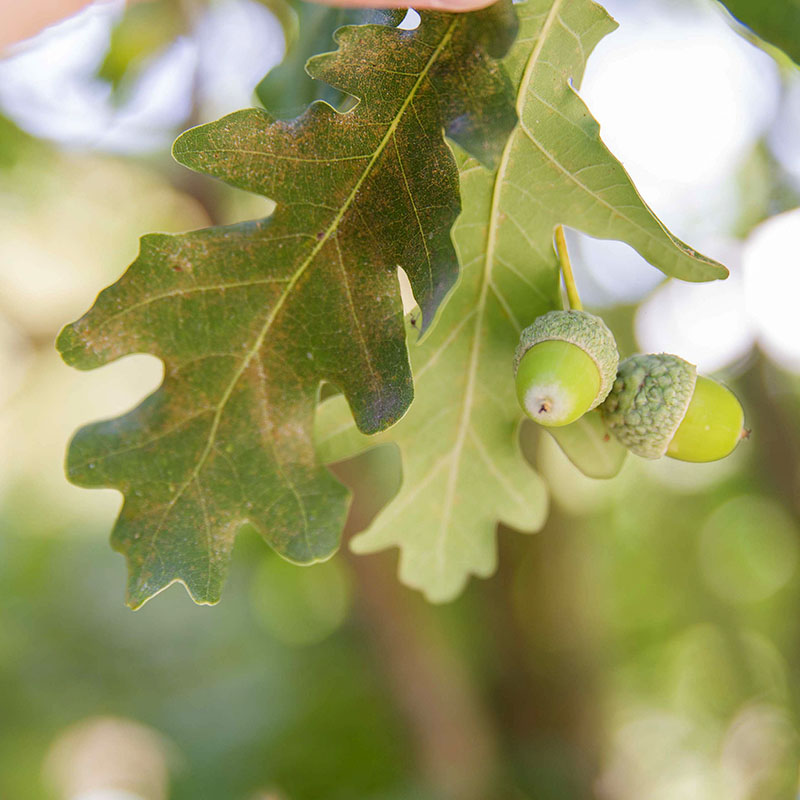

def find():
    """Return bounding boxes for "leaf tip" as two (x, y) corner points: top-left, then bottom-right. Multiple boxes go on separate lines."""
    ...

(126, 576), (222, 611)
(413, 568), (474, 604)
(348, 532), (371, 556)
(171, 125), (201, 169)
(349, 379), (413, 436)
(277, 529), (343, 567)
(691, 258), (729, 282)
(56, 322), (86, 369)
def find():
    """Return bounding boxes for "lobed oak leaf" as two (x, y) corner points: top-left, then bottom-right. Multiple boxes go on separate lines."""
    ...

(58, 4), (518, 607)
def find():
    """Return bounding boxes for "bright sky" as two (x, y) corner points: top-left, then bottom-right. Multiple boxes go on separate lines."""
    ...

(0, 0), (284, 151)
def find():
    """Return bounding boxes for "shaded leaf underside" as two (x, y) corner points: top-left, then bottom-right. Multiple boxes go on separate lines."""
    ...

(546, 410), (627, 480)
(58, 5), (518, 607)
(718, 0), (800, 65)
(316, 0), (726, 602)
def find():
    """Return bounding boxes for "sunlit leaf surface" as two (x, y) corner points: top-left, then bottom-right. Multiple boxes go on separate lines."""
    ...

(317, 0), (726, 602)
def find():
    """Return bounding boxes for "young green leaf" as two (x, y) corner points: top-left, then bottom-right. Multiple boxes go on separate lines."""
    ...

(316, 0), (727, 602)
(57, 5), (518, 608)
(545, 410), (627, 479)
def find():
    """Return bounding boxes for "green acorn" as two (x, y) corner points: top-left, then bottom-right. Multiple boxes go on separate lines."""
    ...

(601, 353), (746, 462)
(513, 310), (619, 427)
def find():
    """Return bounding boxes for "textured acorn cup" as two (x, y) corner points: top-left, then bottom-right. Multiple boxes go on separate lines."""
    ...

(601, 353), (745, 462)
(513, 310), (619, 427)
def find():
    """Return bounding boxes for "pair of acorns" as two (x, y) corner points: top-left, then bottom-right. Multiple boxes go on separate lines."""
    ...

(513, 309), (746, 462)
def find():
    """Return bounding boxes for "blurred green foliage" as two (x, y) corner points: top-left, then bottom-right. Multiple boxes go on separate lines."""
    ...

(98, 0), (185, 93)
(2, 0), (800, 796)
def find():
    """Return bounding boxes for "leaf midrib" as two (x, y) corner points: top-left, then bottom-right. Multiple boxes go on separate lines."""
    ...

(434, 0), (563, 574)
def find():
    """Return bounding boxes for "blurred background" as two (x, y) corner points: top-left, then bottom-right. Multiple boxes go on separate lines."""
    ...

(1, 0), (800, 797)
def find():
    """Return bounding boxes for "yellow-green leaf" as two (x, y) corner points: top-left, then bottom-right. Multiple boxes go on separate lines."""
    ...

(546, 410), (627, 480)
(316, 0), (726, 602)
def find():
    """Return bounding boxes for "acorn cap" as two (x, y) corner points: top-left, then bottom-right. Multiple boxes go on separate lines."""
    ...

(601, 353), (697, 459)
(513, 310), (619, 410)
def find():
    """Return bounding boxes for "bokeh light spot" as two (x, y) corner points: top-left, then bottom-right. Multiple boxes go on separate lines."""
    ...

(250, 553), (352, 646)
(742, 208), (800, 372)
(698, 495), (798, 605)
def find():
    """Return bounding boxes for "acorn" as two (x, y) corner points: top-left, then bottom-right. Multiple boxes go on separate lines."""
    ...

(513, 310), (619, 427)
(601, 353), (746, 462)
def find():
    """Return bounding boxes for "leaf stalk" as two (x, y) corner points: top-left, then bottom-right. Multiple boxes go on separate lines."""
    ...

(555, 225), (583, 311)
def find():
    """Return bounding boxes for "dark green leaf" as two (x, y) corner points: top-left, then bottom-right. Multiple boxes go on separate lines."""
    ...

(717, 0), (800, 65)
(57, 4), (518, 608)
